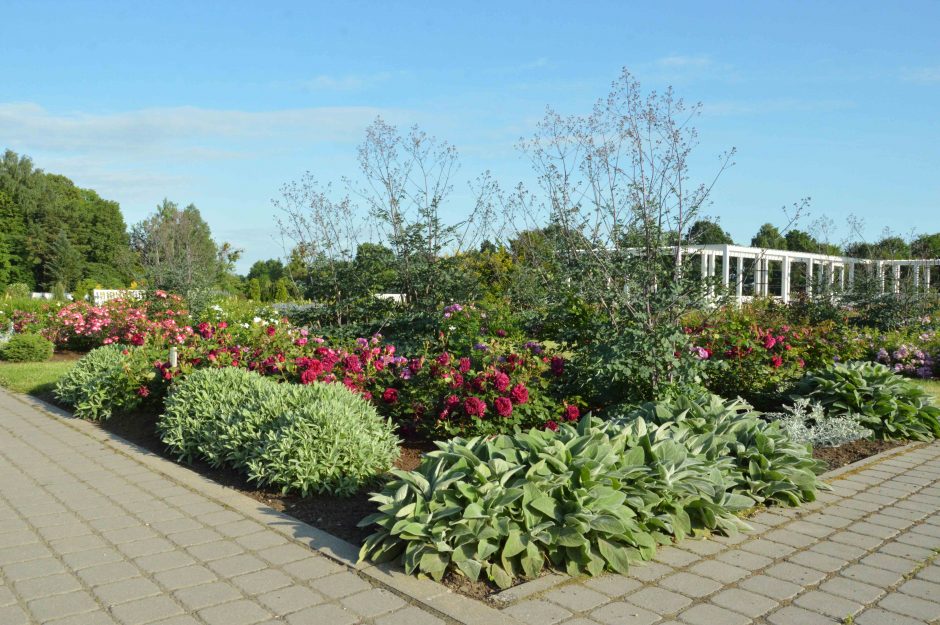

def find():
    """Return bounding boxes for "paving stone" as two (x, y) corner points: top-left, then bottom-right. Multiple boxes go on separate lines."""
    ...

(582, 575), (643, 598)
(809, 539), (867, 561)
(281, 555), (343, 580)
(710, 587), (778, 618)
(626, 562), (672, 582)
(861, 552), (919, 574)
(658, 572), (721, 598)
(715, 548), (773, 571)
(504, 599), (572, 625)
(652, 547), (699, 567)
(677, 603), (750, 625)
(134, 550), (196, 573)
(793, 590), (864, 619)
(340, 587), (405, 618)
(198, 598), (271, 625)
(76, 561), (141, 587)
(185, 540), (244, 562)
(92, 577), (162, 605)
(590, 601), (659, 625)
(850, 521), (901, 540)
(879, 540), (935, 561)
(678, 539), (724, 556)
(786, 520), (835, 538)
(257, 585), (324, 615)
(878, 591), (940, 621)
(688, 560), (748, 583)
(764, 561), (828, 586)
(819, 576), (886, 604)
(206, 553), (267, 578)
(117, 537), (175, 559)
(625, 587), (692, 614)
(842, 563), (905, 587)
(111, 595), (183, 625)
(374, 605), (445, 625)
(27, 590), (99, 621)
(173, 581), (243, 610)
(767, 605), (840, 625)
(855, 607), (927, 625)
(788, 549), (849, 573)
(153, 564), (217, 590)
(311, 570), (373, 599)
(899, 578), (940, 601)
(230, 569), (294, 595)
(549, 584), (611, 612)
(0, 604), (29, 625)
(45, 610), (119, 625)
(13, 572), (83, 601)
(740, 538), (796, 559)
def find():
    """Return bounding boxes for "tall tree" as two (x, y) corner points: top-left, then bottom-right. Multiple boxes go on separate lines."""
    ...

(44, 230), (84, 290)
(132, 199), (238, 294)
(687, 219), (734, 245)
(751, 223), (787, 249)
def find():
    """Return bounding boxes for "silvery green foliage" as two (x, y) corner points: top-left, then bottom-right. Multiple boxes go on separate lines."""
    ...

(359, 393), (825, 588)
(158, 368), (400, 496)
(795, 361), (940, 441)
(0, 322), (13, 346)
(766, 398), (872, 448)
(54, 345), (154, 420)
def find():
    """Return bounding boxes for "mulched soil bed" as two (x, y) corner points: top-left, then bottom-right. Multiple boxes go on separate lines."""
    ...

(812, 438), (904, 471)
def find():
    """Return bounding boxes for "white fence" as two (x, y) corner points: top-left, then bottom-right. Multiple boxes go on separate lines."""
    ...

(92, 289), (146, 305)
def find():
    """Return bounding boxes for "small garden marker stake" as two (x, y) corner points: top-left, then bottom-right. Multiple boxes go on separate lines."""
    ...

(169, 346), (178, 368)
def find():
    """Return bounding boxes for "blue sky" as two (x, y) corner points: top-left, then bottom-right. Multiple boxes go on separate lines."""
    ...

(2, 0), (939, 272)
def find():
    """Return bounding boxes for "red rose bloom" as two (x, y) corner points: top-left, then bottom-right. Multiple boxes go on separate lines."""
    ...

(382, 388), (399, 404)
(459, 357), (472, 373)
(771, 355), (783, 369)
(545, 420), (559, 431)
(464, 396), (487, 417)
(495, 396), (513, 417)
(565, 404), (580, 421)
(266, 325), (276, 337)
(550, 356), (565, 376)
(509, 383), (529, 405)
(445, 394), (461, 407)
(437, 352), (451, 366)
(493, 371), (510, 393)
(300, 369), (318, 385)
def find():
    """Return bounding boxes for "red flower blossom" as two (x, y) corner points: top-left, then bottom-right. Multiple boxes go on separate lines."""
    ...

(550, 356), (565, 376)
(136, 386), (150, 398)
(382, 388), (399, 404)
(300, 369), (318, 385)
(565, 404), (580, 421)
(266, 325), (276, 337)
(436, 352), (451, 366)
(464, 396), (487, 417)
(458, 357), (472, 373)
(510, 383), (529, 405)
(445, 394), (460, 407)
(345, 355), (363, 373)
(545, 420), (559, 431)
(495, 396), (513, 417)
(771, 355), (783, 369)
(493, 371), (510, 393)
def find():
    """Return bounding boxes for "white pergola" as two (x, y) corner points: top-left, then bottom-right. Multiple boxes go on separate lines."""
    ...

(683, 244), (940, 303)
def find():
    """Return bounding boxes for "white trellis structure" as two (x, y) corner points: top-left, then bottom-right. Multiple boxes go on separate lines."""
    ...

(682, 244), (940, 304)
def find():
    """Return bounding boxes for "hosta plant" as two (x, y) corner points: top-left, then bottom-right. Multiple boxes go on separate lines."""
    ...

(794, 361), (940, 441)
(359, 393), (824, 588)
(158, 368), (400, 496)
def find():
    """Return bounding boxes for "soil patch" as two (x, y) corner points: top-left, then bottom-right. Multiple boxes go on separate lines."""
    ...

(813, 438), (903, 471)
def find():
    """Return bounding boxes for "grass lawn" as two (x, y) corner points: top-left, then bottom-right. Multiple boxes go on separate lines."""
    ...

(913, 379), (940, 405)
(0, 360), (74, 397)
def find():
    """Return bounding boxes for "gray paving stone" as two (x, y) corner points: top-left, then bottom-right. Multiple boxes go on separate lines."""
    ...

(0, 604), (29, 625)
(582, 575), (643, 598)
(92, 577), (162, 605)
(185, 540), (244, 562)
(194, 597), (271, 625)
(625, 587), (692, 614)
(793, 589), (864, 619)
(764, 561), (828, 586)
(878, 591), (940, 621)
(767, 605), (839, 625)
(206, 553), (267, 578)
(590, 601), (659, 625)
(340, 587), (406, 618)
(230, 569), (294, 595)
(548, 584), (610, 612)
(659, 572), (722, 598)
(504, 599), (572, 625)
(311, 570), (373, 599)
(788, 549), (849, 572)
(13, 572), (83, 601)
(374, 605), (445, 625)
(856, 607), (927, 625)
(173, 581), (243, 610)
(688, 560), (748, 583)
(27, 589), (99, 621)
(861, 552), (919, 574)
(740, 538), (796, 559)
(256, 584), (324, 615)
(76, 561), (141, 587)
(678, 603), (749, 625)
(842, 563), (905, 586)
(710, 587), (778, 617)
(153, 564), (217, 590)
(819, 576), (886, 604)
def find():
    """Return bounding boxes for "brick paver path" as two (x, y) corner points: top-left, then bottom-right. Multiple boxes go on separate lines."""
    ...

(501, 442), (940, 625)
(0, 388), (454, 625)
(2, 386), (939, 625)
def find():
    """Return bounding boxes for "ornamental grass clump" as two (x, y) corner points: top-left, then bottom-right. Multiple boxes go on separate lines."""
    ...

(54, 344), (157, 420)
(158, 368), (400, 496)
(359, 393), (826, 588)
(795, 361), (940, 441)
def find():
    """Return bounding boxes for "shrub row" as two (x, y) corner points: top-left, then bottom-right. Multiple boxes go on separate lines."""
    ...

(0, 333), (54, 362)
(54, 344), (156, 420)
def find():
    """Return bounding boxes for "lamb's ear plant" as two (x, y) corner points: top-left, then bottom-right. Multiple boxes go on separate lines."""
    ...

(54, 344), (157, 420)
(794, 361), (940, 441)
(359, 393), (826, 589)
(766, 398), (872, 448)
(158, 367), (400, 496)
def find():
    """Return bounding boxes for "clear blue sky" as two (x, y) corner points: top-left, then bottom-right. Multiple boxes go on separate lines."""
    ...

(2, 1), (938, 271)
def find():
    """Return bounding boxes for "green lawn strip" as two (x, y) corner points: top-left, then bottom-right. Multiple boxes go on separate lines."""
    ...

(913, 379), (940, 405)
(0, 360), (75, 397)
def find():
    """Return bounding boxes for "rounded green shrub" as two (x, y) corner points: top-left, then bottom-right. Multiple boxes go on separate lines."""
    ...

(0, 333), (54, 362)
(54, 344), (156, 420)
(794, 361), (940, 441)
(158, 368), (400, 496)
